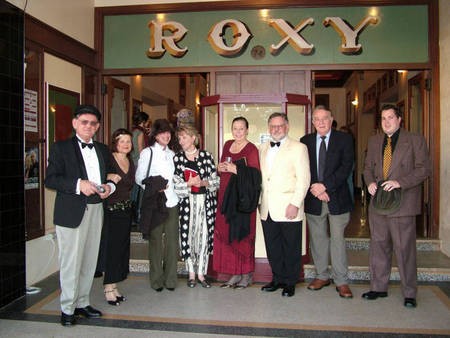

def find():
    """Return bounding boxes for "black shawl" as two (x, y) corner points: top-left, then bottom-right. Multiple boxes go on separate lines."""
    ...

(139, 175), (168, 236)
(221, 160), (261, 243)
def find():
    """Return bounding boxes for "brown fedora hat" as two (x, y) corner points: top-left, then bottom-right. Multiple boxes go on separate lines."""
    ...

(372, 180), (402, 215)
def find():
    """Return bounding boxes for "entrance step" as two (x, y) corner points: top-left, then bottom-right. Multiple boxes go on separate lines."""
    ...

(129, 233), (450, 282)
(304, 238), (450, 282)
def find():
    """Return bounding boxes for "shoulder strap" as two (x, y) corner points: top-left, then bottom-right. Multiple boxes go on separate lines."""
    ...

(145, 147), (153, 178)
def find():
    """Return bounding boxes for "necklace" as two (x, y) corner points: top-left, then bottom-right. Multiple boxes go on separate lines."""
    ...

(185, 148), (198, 155)
(231, 140), (248, 153)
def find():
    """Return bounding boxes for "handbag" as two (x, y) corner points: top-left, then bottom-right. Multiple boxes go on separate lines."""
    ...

(143, 147), (153, 184)
(139, 147), (153, 236)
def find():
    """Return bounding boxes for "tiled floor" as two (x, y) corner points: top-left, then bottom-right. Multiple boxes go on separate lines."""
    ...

(1, 272), (450, 337)
(2, 195), (449, 337)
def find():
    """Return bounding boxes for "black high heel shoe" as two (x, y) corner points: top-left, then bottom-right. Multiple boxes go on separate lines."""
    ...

(113, 287), (126, 302)
(104, 290), (120, 306)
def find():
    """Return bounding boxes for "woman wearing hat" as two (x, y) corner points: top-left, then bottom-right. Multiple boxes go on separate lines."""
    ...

(102, 128), (135, 305)
(135, 119), (180, 292)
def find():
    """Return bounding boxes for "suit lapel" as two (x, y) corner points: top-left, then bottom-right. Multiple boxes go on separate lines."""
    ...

(72, 137), (88, 180)
(389, 130), (407, 175)
(260, 142), (269, 174)
(309, 133), (318, 180)
(375, 134), (385, 179)
(272, 137), (291, 172)
(94, 142), (106, 179)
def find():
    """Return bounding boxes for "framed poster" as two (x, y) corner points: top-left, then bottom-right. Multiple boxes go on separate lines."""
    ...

(24, 146), (39, 190)
(47, 84), (80, 153)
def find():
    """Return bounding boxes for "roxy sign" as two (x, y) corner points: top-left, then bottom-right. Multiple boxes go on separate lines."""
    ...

(146, 16), (378, 58)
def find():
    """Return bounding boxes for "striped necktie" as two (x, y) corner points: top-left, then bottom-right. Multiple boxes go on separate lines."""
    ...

(383, 137), (392, 179)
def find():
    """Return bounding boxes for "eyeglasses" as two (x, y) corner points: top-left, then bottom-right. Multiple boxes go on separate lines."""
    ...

(313, 118), (331, 123)
(78, 119), (99, 127)
(269, 124), (286, 130)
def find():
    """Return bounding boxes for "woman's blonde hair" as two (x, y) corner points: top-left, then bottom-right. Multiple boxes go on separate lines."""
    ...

(176, 124), (200, 146)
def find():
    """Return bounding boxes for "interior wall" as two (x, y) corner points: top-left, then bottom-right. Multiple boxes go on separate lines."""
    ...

(6, 0), (95, 48)
(32, 53), (83, 284)
(44, 53), (82, 233)
(94, 0), (231, 5)
(439, 0), (450, 255)
(313, 87), (346, 127)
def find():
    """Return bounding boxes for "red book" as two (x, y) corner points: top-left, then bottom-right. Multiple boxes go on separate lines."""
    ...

(183, 168), (200, 193)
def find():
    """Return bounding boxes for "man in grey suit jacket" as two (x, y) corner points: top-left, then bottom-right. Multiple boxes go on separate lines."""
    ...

(259, 112), (310, 297)
(300, 106), (354, 299)
(363, 104), (430, 308)
(45, 105), (116, 326)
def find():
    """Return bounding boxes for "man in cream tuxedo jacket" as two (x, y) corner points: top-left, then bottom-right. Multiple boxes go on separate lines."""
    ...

(259, 112), (310, 297)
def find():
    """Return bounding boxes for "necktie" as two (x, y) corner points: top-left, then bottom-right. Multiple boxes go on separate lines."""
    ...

(383, 137), (392, 179)
(270, 141), (280, 147)
(81, 142), (94, 149)
(318, 136), (326, 182)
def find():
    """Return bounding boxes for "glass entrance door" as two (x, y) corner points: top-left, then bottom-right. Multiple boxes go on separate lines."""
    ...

(201, 93), (310, 160)
(200, 93), (311, 281)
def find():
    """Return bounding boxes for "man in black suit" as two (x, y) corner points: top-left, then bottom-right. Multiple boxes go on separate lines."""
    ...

(45, 105), (116, 326)
(300, 106), (354, 298)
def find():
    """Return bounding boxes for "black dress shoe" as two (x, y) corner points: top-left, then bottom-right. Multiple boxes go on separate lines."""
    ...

(187, 279), (196, 288)
(282, 285), (296, 297)
(74, 306), (102, 318)
(60, 312), (76, 326)
(362, 291), (388, 300)
(404, 298), (417, 308)
(154, 287), (163, 292)
(261, 281), (285, 292)
(166, 287), (175, 291)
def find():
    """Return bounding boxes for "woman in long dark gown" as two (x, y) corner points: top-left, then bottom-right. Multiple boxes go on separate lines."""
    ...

(213, 117), (260, 289)
(102, 128), (135, 305)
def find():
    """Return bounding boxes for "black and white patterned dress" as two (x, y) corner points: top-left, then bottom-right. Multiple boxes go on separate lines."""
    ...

(173, 150), (219, 274)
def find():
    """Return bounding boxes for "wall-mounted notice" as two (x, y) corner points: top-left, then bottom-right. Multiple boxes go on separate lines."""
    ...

(25, 88), (38, 132)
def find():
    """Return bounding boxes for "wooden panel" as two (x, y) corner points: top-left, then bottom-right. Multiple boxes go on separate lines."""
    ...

(283, 71), (307, 94)
(215, 73), (239, 94)
(215, 71), (309, 96)
(241, 73), (281, 94)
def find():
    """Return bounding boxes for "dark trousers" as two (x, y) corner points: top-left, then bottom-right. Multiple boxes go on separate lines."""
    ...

(261, 213), (302, 286)
(148, 206), (179, 290)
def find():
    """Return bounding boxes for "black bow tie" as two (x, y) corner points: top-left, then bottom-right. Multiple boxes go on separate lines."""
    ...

(270, 141), (281, 147)
(80, 141), (94, 149)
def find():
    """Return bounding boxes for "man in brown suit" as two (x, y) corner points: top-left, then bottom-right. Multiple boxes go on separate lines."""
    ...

(363, 104), (430, 308)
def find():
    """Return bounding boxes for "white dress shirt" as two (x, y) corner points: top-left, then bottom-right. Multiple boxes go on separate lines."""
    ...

(135, 142), (178, 208)
(266, 137), (286, 173)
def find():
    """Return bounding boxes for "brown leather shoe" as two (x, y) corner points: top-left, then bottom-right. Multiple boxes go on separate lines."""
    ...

(336, 284), (353, 298)
(307, 278), (331, 291)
